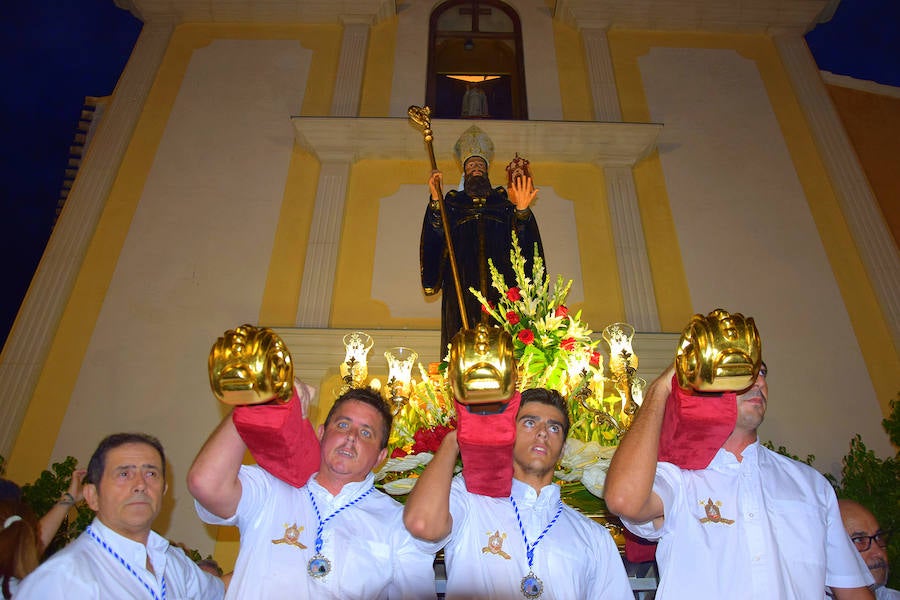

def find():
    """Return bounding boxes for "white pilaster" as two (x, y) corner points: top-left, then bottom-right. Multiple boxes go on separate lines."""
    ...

(772, 30), (900, 353)
(580, 25), (623, 122)
(0, 22), (174, 456)
(605, 165), (660, 332)
(296, 160), (352, 326)
(331, 17), (371, 117)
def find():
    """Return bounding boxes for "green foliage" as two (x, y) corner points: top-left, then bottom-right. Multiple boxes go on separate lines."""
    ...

(764, 394), (900, 588)
(828, 396), (900, 589)
(19, 456), (95, 554)
(761, 441), (815, 466)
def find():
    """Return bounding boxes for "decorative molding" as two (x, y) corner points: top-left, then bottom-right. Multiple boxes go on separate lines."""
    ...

(115, 0), (397, 25)
(296, 160), (352, 327)
(0, 23), (174, 457)
(773, 32), (900, 353)
(331, 20), (371, 117)
(291, 117), (661, 167)
(580, 26), (623, 122)
(554, 0), (831, 33)
(605, 166), (660, 331)
(820, 70), (900, 99)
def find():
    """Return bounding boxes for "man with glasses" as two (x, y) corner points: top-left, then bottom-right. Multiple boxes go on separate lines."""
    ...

(839, 499), (898, 599)
(605, 363), (875, 599)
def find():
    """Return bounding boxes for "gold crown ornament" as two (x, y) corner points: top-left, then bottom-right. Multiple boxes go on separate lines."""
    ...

(447, 323), (517, 405)
(209, 324), (294, 405)
(505, 153), (532, 188)
(454, 125), (494, 168)
(675, 309), (762, 393)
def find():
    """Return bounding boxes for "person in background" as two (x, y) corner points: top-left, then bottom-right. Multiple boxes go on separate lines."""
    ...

(15, 433), (224, 599)
(839, 499), (898, 599)
(0, 470), (84, 598)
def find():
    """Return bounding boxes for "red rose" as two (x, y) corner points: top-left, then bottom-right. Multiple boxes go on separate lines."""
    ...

(506, 311), (520, 325)
(517, 329), (535, 345)
(391, 447), (408, 458)
(411, 424), (456, 454)
(481, 301), (495, 314)
(590, 351), (601, 367)
(555, 305), (569, 318)
(560, 337), (576, 351)
(506, 287), (522, 301)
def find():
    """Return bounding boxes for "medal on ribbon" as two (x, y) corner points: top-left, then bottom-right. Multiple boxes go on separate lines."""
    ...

(305, 486), (375, 579)
(510, 496), (563, 600)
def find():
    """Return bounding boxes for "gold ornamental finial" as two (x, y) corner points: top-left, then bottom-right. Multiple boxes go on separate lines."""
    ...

(208, 324), (294, 405)
(675, 308), (762, 393)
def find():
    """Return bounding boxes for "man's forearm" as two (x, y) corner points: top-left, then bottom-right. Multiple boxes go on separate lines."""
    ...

(604, 367), (670, 522)
(403, 431), (458, 542)
(187, 411), (247, 519)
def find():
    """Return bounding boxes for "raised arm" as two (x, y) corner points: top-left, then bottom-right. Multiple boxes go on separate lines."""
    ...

(403, 430), (458, 542)
(38, 468), (85, 550)
(603, 365), (672, 524)
(187, 409), (247, 519)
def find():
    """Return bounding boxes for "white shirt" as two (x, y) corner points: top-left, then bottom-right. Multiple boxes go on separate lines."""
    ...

(876, 586), (900, 599)
(621, 442), (874, 599)
(443, 475), (632, 600)
(196, 465), (439, 600)
(15, 518), (224, 599)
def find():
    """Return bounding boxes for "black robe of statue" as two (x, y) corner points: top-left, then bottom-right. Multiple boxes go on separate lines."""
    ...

(420, 186), (545, 355)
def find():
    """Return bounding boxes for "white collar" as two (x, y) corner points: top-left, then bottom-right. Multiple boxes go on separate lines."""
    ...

(308, 472), (376, 504)
(88, 517), (169, 575)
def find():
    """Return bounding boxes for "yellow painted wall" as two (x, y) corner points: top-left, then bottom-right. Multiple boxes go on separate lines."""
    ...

(827, 84), (900, 250)
(329, 160), (623, 330)
(7, 24), (343, 570)
(608, 30), (900, 415)
(360, 17), (398, 117)
(553, 20), (593, 121)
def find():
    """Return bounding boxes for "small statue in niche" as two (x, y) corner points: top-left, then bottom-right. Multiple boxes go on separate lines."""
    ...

(461, 83), (489, 117)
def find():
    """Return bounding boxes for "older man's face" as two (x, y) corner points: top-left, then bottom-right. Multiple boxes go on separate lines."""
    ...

(841, 501), (889, 586)
(84, 442), (166, 544)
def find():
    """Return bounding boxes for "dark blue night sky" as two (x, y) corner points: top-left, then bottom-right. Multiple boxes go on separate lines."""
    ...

(1, 0), (897, 348)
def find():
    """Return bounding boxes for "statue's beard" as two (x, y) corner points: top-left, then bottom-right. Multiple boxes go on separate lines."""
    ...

(464, 174), (493, 199)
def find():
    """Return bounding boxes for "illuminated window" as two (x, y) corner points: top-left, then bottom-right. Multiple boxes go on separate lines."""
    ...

(427, 0), (527, 120)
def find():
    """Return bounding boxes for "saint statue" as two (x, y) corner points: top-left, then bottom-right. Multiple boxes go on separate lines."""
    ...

(420, 125), (545, 355)
(460, 83), (489, 117)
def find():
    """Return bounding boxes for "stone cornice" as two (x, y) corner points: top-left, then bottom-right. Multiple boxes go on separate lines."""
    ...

(114, 0), (396, 25)
(291, 117), (662, 167)
(554, 0), (833, 34)
(115, 0), (833, 33)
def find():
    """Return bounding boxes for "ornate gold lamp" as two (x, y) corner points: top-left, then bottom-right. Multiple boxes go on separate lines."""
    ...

(340, 331), (374, 392)
(383, 346), (418, 413)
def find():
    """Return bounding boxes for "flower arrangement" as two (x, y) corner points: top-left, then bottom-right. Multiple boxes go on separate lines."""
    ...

(375, 232), (633, 504)
(375, 365), (459, 495)
(470, 232), (627, 446)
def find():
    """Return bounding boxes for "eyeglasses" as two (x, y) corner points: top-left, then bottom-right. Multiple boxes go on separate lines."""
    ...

(851, 530), (890, 552)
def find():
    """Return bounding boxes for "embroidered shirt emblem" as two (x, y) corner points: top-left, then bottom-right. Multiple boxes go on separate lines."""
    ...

(272, 522), (308, 548)
(698, 498), (735, 525)
(482, 530), (511, 559)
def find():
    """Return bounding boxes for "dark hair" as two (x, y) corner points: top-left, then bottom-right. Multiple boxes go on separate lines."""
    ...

(324, 387), (393, 450)
(518, 388), (570, 438)
(0, 499), (41, 596)
(85, 433), (166, 487)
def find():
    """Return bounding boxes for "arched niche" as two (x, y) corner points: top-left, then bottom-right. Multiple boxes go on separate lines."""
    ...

(427, 0), (527, 120)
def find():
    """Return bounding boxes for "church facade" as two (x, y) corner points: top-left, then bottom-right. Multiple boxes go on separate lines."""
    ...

(1, 0), (898, 563)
